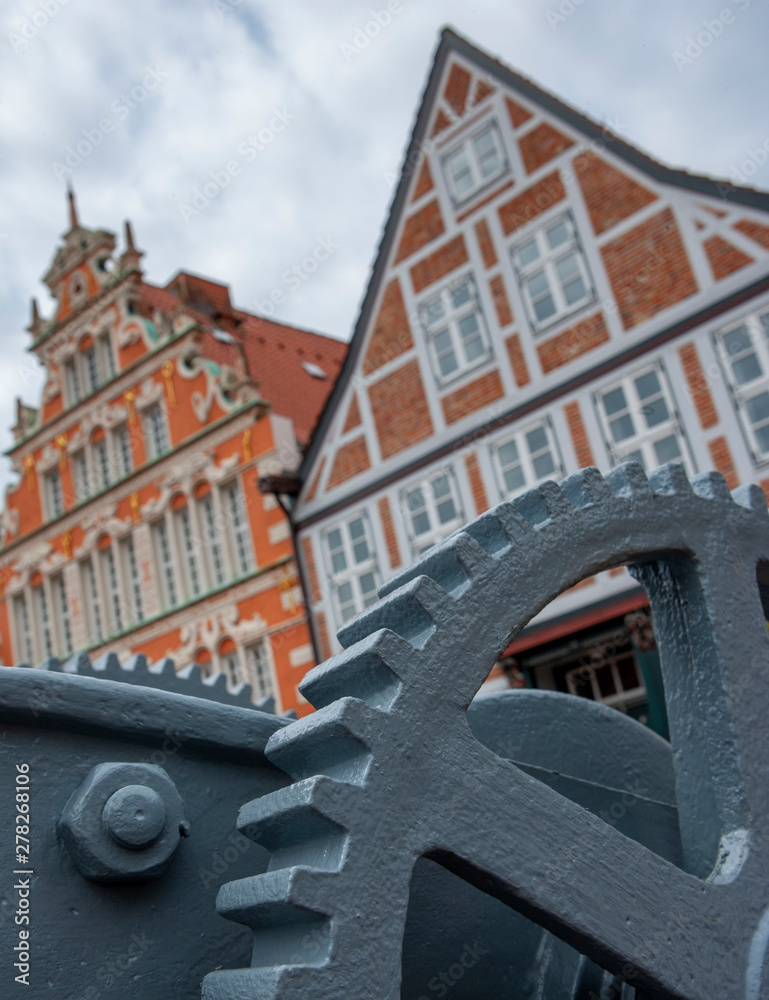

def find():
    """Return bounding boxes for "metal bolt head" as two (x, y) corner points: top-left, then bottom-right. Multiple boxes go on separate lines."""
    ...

(59, 763), (189, 884)
(103, 785), (167, 848)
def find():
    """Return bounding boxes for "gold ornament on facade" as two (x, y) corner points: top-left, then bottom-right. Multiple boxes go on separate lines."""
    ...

(279, 565), (300, 614)
(23, 454), (35, 491)
(62, 530), (72, 560)
(124, 390), (137, 425)
(55, 433), (68, 467)
(242, 427), (252, 462)
(130, 492), (141, 523)
(161, 360), (177, 405)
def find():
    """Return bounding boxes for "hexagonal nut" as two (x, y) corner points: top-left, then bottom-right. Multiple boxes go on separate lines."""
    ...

(58, 763), (190, 884)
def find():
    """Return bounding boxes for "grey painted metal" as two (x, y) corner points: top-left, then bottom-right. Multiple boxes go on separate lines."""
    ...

(59, 763), (189, 883)
(0, 667), (292, 998)
(203, 463), (769, 1000)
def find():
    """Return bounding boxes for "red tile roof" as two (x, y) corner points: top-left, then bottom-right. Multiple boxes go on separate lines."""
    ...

(139, 275), (347, 448)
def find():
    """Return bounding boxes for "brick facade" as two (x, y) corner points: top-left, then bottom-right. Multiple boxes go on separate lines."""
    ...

(465, 451), (489, 514)
(504, 95), (532, 129)
(327, 436), (371, 489)
(678, 342), (718, 429)
(377, 496), (402, 569)
(302, 535), (321, 604)
(703, 235), (754, 281)
(342, 393), (361, 433)
(370, 359), (434, 458)
(708, 436), (739, 490)
(394, 200), (445, 264)
(441, 369), (504, 425)
(519, 122), (574, 175)
(564, 400), (596, 468)
(575, 153), (658, 235)
(444, 62), (472, 117)
(505, 333), (531, 387)
(411, 159), (435, 202)
(735, 219), (769, 250)
(498, 171), (566, 235)
(474, 218), (498, 268)
(537, 312), (610, 373)
(362, 278), (414, 376)
(410, 235), (469, 293)
(489, 274), (514, 328)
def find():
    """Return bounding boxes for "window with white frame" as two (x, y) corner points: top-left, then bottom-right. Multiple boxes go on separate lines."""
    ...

(143, 404), (170, 461)
(64, 359), (81, 407)
(564, 649), (646, 715)
(219, 644), (242, 689)
(14, 594), (33, 663)
(323, 513), (380, 625)
(715, 309), (769, 461)
(33, 583), (54, 660)
(44, 468), (65, 520)
(223, 479), (254, 577)
(153, 519), (179, 609)
(442, 121), (508, 204)
(246, 641), (275, 701)
(121, 536), (144, 626)
(52, 574), (73, 657)
(93, 436), (112, 491)
(100, 545), (123, 635)
(420, 275), (492, 385)
(595, 365), (691, 472)
(401, 468), (464, 556)
(83, 344), (100, 394)
(98, 332), (117, 380)
(73, 451), (90, 502)
(492, 419), (563, 498)
(113, 424), (133, 479)
(198, 491), (227, 588)
(175, 504), (203, 599)
(511, 212), (594, 332)
(81, 558), (104, 644)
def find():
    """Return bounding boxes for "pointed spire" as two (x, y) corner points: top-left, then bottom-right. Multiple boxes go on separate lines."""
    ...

(125, 220), (136, 252)
(120, 218), (144, 273)
(27, 297), (42, 339)
(67, 183), (79, 231)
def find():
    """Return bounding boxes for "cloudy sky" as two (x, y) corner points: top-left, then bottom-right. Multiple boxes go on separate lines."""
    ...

(0, 0), (767, 491)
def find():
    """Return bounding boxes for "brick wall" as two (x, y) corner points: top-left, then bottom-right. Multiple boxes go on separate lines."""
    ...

(377, 496), (401, 569)
(498, 172), (566, 235)
(444, 63), (471, 117)
(363, 279), (414, 376)
(301, 535), (321, 604)
(678, 342), (718, 429)
(474, 219), (498, 268)
(342, 394), (361, 433)
(708, 436), (739, 490)
(703, 235), (753, 281)
(519, 122), (574, 175)
(489, 274), (514, 328)
(370, 359), (434, 458)
(735, 219), (769, 250)
(464, 451), (489, 514)
(411, 159), (434, 202)
(575, 153), (658, 235)
(505, 96), (532, 129)
(327, 436), (371, 489)
(441, 369), (504, 425)
(394, 200), (445, 264)
(304, 456), (326, 504)
(564, 400), (595, 468)
(537, 312), (609, 373)
(601, 208), (698, 329)
(410, 235), (469, 293)
(505, 333), (531, 387)
(315, 610), (333, 661)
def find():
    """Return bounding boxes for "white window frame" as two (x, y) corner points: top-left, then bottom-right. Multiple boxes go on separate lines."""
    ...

(64, 358), (81, 407)
(492, 418), (564, 500)
(81, 557), (104, 645)
(153, 518), (180, 610)
(245, 640), (276, 701)
(217, 644), (243, 689)
(419, 274), (493, 387)
(714, 307), (769, 464)
(113, 424), (134, 479)
(143, 403), (170, 461)
(83, 344), (100, 394)
(222, 479), (254, 578)
(441, 119), (509, 205)
(73, 450), (90, 502)
(511, 211), (595, 334)
(100, 544), (124, 636)
(400, 466), (465, 557)
(44, 468), (65, 520)
(98, 331), (117, 381)
(52, 574), (73, 657)
(594, 363), (694, 474)
(92, 436), (113, 491)
(14, 593), (33, 664)
(32, 582), (54, 660)
(174, 504), (204, 599)
(121, 535), (145, 627)
(322, 511), (380, 627)
(565, 651), (646, 714)
(198, 491), (228, 588)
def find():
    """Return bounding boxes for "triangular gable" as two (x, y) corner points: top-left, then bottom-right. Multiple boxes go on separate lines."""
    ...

(296, 26), (769, 514)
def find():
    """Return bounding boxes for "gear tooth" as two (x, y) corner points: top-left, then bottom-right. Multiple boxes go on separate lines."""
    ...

(513, 480), (573, 526)
(462, 504), (525, 557)
(691, 470), (732, 501)
(255, 694), (276, 714)
(265, 699), (374, 783)
(605, 461), (651, 498)
(203, 966), (311, 1000)
(122, 653), (148, 673)
(379, 531), (495, 601)
(148, 656), (176, 677)
(732, 482), (768, 512)
(560, 467), (612, 507)
(62, 652), (90, 674)
(648, 462), (692, 496)
(37, 656), (62, 672)
(337, 575), (452, 650)
(300, 630), (409, 710)
(91, 652), (121, 676)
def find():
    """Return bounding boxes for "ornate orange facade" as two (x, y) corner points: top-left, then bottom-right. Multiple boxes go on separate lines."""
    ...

(0, 193), (345, 715)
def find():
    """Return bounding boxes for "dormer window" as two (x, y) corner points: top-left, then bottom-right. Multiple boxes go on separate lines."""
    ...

(442, 121), (508, 205)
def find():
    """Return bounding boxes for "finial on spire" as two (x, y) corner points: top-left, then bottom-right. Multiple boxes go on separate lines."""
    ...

(67, 183), (79, 231)
(120, 219), (144, 272)
(125, 220), (136, 252)
(27, 298), (42, 338)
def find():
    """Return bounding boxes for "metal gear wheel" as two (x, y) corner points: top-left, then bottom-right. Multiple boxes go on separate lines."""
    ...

(203, 462), (769, 1000)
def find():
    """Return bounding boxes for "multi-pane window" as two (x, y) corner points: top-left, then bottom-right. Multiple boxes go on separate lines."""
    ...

(420, 276), (492, 385)
(175, 505), (203, 599)
(81, 558), (104, 644)
(323, 513), (379, 625)
(143, 404), (169, 461)
(199, 493), (227, 587)
(512, 213), (593, 331)
(595, 366), (690, 472)
(153, 519), (179, 609)
(401, 468), (464, 556)
(64, 359), (81, 407)
(442, 121), (507, 203)
(101, 546), (123, 635)
(73, 451), (90, 502)
(98, 332), (116, 380)
(246, 641), (275, 701)
(121, 537), (144, 626)
(716, 309), (769, 461)
(93, 437), (112, 490)
(52, 575), (73, 656)
(33, 584), (54, 660)
(565, 652), (646, 715)
(45, 469), (65, 520)
(220, 649), (242, 689)
(493, 420), (562, 498)
(223, 480), (254, 577)
(113, 424), (133, 478)
(83, 345), (100, 394)
(14, 595), (33, 663)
